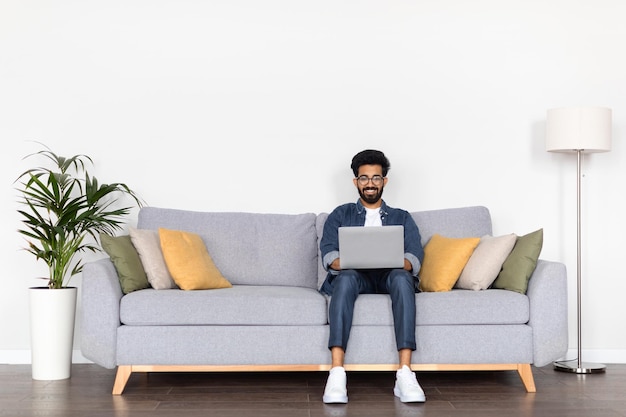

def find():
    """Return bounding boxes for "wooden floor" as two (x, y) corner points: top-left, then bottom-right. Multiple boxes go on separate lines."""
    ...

(0, 364), (625, 417)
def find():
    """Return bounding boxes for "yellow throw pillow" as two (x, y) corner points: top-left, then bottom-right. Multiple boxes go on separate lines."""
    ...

(159, 228), (232, 291)
(419, 234), (480, 292)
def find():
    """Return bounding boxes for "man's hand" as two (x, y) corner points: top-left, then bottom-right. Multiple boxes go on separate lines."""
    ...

(404, 259), (412, 272)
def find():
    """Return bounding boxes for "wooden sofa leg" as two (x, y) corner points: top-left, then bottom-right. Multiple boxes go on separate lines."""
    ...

(112, 366), (132, 395)
(517, 364), (536, 393)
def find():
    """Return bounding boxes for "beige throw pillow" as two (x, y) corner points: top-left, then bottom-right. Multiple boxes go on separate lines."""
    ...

(129, 227), (177, 290)
(455, 234), (517, 291)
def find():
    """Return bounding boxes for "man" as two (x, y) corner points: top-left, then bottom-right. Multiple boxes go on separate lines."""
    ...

(319, 149), (425, 404)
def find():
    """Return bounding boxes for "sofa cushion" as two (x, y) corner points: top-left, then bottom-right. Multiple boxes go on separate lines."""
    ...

(159, 228), (232, 291)
(455, 233), (517, 291)
(138, 208), (319, 289)
(419, 234), (480, 292)
(315, 212), (330, 289)
(411, 206), (492, 246)
(129, 227), (177, 290)
(120, 285), (328, 326)
(493, 228), (543, 294)
(100, 234), (150, 294)
(349, 289), (529, 326)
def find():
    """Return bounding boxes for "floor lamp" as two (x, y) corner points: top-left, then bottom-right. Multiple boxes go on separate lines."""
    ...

(546, 106), (611, 374)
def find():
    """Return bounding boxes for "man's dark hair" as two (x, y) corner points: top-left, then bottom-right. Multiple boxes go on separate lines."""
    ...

(350, 149), (391, 177)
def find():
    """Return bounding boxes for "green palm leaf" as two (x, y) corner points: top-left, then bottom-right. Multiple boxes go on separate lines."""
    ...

(15, 143), (144, 288)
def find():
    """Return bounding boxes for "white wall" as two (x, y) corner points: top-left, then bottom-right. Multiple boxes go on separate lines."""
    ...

(1, 0), (625, 364)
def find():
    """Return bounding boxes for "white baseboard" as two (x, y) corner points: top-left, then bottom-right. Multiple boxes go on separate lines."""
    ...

(2, 349), (626, 366)
(557, 349), (626, 365)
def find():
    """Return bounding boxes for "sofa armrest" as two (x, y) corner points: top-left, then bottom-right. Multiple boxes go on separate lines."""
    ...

(526, 259), (569, 366)
(80, 258), (123, 369)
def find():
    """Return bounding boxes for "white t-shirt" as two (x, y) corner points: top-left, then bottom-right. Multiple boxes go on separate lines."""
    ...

(364, 207), (382, 227)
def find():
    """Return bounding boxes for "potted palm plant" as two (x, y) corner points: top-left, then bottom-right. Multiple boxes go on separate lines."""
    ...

(16, 143), (142, 380)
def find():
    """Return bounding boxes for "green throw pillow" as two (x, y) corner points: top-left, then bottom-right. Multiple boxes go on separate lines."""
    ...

(492, 228), (543, 294)
(100, 234), (150, 294)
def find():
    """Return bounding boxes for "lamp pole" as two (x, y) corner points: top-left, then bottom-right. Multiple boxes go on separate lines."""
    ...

(553, 149), (606, 374)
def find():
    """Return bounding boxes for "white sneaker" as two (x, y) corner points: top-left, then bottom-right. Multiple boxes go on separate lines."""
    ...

(323, 366), (348, 403)
(394, 365), (426, 402)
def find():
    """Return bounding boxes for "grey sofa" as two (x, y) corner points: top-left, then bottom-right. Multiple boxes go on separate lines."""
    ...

(80, 205), (568, 395)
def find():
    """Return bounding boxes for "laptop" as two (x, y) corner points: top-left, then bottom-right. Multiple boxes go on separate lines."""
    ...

(338, 225), (405, 269)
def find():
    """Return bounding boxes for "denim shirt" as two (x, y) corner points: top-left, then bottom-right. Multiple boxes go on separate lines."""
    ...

(320, 200), (424, 280)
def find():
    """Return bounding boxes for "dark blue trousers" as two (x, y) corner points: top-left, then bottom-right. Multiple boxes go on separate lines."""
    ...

(324, 269), (417, 352)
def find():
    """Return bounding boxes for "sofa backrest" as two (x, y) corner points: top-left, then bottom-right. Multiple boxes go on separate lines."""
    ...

(138, 207), (319, 289)
(411, 206), (492, 244)
(315, 206), (492, 289)
(138, 205), (493, 290)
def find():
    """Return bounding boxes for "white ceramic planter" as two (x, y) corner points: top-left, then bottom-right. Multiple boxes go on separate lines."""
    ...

(29, 287), (77, 380)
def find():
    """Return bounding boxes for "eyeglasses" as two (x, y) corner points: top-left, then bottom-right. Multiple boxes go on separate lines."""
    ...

(356, 175), (384, 186)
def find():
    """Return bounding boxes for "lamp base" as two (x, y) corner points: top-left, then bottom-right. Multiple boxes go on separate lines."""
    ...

(554, 359), (606, 374)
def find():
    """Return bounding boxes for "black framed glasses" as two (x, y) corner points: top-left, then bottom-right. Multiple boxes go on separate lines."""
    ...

(356, 175), (384, 186)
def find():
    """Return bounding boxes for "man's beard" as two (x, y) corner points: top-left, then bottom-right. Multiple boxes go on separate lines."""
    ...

(359, 186), (384, 205)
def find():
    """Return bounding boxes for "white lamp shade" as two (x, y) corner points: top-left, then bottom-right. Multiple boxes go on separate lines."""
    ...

(546, 106), (612, 153)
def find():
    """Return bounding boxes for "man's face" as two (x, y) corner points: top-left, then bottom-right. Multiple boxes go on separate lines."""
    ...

(354, 164), (388, 206)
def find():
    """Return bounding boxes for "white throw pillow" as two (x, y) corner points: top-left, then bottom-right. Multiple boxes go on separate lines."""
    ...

(455, 234), (516, 291)
(129, 227), (177, 290)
